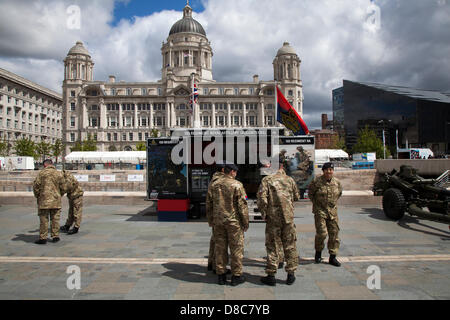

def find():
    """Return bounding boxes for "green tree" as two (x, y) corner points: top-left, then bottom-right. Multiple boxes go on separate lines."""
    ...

(330, 134), (347, 152)
(136, 142), (146, 151)
(352, 126), (390, 159)
(70, 141), (83, 152)
(14, 138), (36, 158)
(150, 129), (159, 138)
(81, 134), (97, 151)
(0, 139), (11, 157)
(36, 141), (52, 162)
(52, 139), (63, 163)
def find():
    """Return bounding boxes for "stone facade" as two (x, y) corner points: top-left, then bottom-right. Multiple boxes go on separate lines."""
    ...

(62, 3), (304, 155)
(0, 67), (62, 148)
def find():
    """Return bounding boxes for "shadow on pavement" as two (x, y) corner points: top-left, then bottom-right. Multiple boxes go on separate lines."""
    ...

(358, 207), (450, 239)
(162, 262), (270, 286)
(397, 215), (450, 240)
(11, 234), (38, 243)
(357, 207), (392, 221)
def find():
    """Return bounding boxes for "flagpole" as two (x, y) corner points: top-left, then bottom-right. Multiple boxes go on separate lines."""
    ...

(274, 80), (277, 128)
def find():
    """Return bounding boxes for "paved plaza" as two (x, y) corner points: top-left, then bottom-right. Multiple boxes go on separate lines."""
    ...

(0, 201), (449, 300)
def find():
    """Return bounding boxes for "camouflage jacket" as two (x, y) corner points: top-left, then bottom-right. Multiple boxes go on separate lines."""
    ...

(62, 170), (84, 200)
(257, 169), (300, 224)
(206, 175), (249, 229)
(33, 165), (65, 209)
(206, 171), (225, 225)
(308, 175), (343, 218)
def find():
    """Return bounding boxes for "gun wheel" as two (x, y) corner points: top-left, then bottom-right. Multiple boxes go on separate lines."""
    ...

(382, 188), (406, 220)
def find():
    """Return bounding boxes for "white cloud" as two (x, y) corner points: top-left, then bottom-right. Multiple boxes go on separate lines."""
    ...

(0, 0), (449, 129)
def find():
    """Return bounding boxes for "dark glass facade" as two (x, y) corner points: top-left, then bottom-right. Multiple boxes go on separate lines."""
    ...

(333, 80), (450, 155)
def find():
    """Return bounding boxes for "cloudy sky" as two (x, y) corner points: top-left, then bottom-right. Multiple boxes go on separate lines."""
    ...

(0, 0), (449, 129)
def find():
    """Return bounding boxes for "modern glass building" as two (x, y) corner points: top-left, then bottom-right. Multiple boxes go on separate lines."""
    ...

(333, 80), (450, 156)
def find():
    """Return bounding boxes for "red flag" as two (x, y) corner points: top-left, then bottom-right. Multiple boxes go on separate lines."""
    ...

(276, 86), (309, 135)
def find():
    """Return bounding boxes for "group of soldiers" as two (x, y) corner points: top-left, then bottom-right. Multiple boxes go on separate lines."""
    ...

(206, 160), (342, 286)
(33, 159), (84, 244)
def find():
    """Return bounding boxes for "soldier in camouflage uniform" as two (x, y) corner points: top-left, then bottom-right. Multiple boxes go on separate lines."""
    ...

(207, 163), (249, 286)
(60, 170), (84, 235)
(33, 159), (65, 244)
(308, 162), (343, 267)
(206, 163), (229, 274)
(257, 162), (300, 286)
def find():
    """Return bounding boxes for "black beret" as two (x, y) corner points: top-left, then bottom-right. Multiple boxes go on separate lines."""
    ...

(322, 162), (334, 170)
(225, 163), (239, 171)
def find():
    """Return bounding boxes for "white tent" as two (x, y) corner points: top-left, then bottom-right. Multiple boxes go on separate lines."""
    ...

(315, 149), (349, 164)
(65, 151), (146, 164)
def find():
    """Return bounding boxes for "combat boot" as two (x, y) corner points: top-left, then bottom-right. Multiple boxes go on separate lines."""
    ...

(60, 225), (70, 233)
(329, 255), (341, 267)
(260, 275), (276, 286)
(68, 227), (79, 235)
(35, 239), (47, 245)
(230, 275), (246, 286)
(286, 273), (296, 285)
(207, 263), (213, 271)
(52, 237), (60, 243)
(315, 251), (322, 264)
(278, 262), (284, 269)
(218, 274), (227, 285)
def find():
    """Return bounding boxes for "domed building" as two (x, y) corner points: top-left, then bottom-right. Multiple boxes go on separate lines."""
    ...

(62, 2), (304, 153)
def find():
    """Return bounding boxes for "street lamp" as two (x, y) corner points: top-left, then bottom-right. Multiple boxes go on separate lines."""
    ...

(378, 120), (391, 159)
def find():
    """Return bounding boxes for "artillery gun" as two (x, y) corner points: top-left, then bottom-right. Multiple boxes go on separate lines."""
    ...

(373, 165), (450, 223)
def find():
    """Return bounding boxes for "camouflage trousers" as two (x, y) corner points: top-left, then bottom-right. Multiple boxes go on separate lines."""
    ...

(65, 197), (83, 228)
(213, 223), (244, 276)
(265, 221), (298, 275)
(314, 213), (340, 255)
(38, 209), (61, 240)
(208, 228), (229, 268)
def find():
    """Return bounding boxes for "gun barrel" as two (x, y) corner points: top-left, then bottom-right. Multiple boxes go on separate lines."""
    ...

(408, 204), (450, 223)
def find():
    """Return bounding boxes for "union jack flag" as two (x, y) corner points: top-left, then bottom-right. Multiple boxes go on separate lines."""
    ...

(189, 82), (199, 108)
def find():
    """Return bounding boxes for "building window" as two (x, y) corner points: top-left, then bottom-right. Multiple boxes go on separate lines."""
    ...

(70, 90), (75, 97)
(234, 88), (239, 95)
(247, 116), (256, 126)
(114, 133), (118, 141)
(89, 117), (98, 127)
(127, 88), (132, 96)
(219, 88), (224, 95)
(233, 116), (240, 126)
(141, 88), (147, 95)
(203, 88), (208, 95)
(70, 117), (75, 127)
(266, 116), (273, 126)
(157, 88), (162, 96)
(122, 133), (127, 141)
(111, 88), (116, 96)
(288, 90), (293, 96)
(124, 116), (133, 127)
(249, 88), (254, 95)
(202, 116), (209, 126)
(129, 132), (133, 141)
(216, 116), (225, 127)
(138, 132), (143, 141)
(265, 104), (274, 110)
(70, 133), (75, 142)
(107, 133), (111, 141)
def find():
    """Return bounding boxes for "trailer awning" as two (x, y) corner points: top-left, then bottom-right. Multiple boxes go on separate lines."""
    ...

(65, 151), (146, 163)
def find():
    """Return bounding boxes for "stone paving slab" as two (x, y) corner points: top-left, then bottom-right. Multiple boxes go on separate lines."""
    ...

(0, 202), (449, 300)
